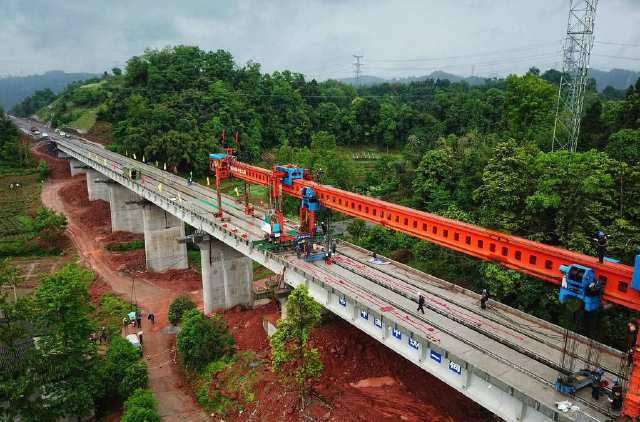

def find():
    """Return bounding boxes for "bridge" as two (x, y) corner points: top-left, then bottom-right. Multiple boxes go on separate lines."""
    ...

(15, 117), (626, 422)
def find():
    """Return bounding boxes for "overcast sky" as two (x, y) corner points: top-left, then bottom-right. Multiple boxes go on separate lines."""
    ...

(1, 0), (639, 80)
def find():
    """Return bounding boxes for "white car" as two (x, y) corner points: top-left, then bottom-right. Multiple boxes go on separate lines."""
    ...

(59, 131), (66, 137)
(54, 128), (60, 134)
(64, 133), (71, 138)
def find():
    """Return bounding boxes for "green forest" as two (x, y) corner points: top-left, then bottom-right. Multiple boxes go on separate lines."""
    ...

(17, 45), (640, 348)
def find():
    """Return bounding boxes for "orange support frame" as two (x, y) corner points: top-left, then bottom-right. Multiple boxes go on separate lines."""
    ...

(211, 155), (639, 311)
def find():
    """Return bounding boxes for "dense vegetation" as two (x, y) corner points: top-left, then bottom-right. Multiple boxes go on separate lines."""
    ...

(20, 45), (640, 347)
(12, 88), (56, 118)
(0, 263), (152, 420)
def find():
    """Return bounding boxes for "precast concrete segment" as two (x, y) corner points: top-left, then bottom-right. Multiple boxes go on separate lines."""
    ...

(37, 125), (618, 422)
(142, 204), (188, 272)
(69, 158), (87, 176)
(86, 169), (109, 201)
(197, 238), (253, 313)
(108, 183), (144, 233)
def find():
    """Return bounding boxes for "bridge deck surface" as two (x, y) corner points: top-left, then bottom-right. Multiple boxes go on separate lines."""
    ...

(16, 118), (626, 421)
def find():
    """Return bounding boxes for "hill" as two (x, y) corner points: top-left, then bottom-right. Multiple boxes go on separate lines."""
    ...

(340, 68), (639, 91)
(589, 68), (640, 91)
(0, 70), (97, 110)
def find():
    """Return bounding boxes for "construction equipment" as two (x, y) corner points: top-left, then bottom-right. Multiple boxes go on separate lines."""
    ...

(555, 367), (604, 395)
(207, 147), (640, 418)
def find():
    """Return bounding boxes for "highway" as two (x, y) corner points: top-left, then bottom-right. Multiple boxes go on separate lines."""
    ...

(13, 117), (627, 421)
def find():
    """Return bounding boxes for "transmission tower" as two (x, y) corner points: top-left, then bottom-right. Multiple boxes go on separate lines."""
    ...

(352, 55), (364, 85)
(552, 0), (598, 152)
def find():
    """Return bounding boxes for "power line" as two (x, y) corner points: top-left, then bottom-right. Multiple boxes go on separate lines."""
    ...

(596, 40), (640, 48)
(367, 41), (561, 63)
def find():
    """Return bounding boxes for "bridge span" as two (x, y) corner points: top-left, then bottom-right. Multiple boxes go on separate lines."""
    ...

(15, 118), (626, 422)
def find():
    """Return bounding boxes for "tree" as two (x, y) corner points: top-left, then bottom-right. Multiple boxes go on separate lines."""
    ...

(606, 129), (640, 165)
(270, 285), (323, 408)
(122, 389), (160, 422)
(38, 160), (49, 181)
(503, 74), (556, 148)
(119, 362), (149, 398)
(473, 141), (534, 232)
(168, 294), (196, 325)
(176, 309), (234, 372)
(32, 264), (98, 419)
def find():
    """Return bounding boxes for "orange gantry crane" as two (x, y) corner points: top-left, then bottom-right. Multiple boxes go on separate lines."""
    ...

(208, 150), (640, 417)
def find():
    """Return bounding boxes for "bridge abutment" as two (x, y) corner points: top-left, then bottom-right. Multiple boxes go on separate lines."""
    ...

(108, 184), (145, 233)
(86, 169), (109, 201)
(197, 238), (253, 314)
(69, 158), (87, 176)
(143, 205), (188, 272)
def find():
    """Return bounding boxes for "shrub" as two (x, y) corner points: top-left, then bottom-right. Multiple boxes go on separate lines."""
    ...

(176, 309), (234, 372)
(106, 239), (144, 252)
(122, 389), (160, 422)
(168, 294), (196, 325)
(119, 361), (149, 398)
(38, 160), (48, 181)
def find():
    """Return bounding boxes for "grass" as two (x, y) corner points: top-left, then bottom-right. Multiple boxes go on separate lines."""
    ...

(188, 248), (201, 273)
(106, 239), (145, 252)
(253, 261), (274, 280)
(0, 173), (41, 241)
(69, 107), (100, 131)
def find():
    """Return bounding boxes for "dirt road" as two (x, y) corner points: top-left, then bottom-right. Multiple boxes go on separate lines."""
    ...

(41, 174), (209, 422)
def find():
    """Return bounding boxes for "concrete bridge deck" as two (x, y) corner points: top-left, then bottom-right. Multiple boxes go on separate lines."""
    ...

(14, 117), (627, 422)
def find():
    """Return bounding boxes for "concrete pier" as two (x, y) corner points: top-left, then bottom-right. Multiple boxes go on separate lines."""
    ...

(86, 169), (109, 201)
(143, 205), (188, 272)
(69, 158), (87, 176)
(108, 183), (144, 233)
(198, 238), (253, 314)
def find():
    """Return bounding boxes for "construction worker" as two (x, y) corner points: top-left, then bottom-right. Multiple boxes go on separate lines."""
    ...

(417, 293), (426, 314)
(122, 317), (129, 334)
(591, 372), (602, 400)
(480, 289), (490, 310)
(593, 231), (608, 264)
(147, 312), (155, 325)
(610, 380), (623, 411)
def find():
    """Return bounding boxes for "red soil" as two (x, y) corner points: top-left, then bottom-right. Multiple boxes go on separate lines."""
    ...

(32, 142), (70, 179)
(40, 140), (490, 421)
(141, 269), (202, 291)
(83, 121), (113, 145)
(222, 305), (491, 422)
(103, 231), (144, 243)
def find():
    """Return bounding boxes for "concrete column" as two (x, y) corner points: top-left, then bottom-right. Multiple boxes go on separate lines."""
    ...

(57, 150), (69, 159)
(198, 238), (253, 314)
(143, 205), (188, 272)
(86, 169), (109, 201)
(278, 296), (288, 320)
(108, 184), (144, 233)
(69, 158), (87, 176)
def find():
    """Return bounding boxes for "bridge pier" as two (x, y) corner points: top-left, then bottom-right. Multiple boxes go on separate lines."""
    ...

(143, 205), (188, 272)
(197, 238), (253, 314)
(86, 169), (109, 201)
(108, 184), (144, 233)
(69, 158), (87, 176)
(56, 150), (69, 159)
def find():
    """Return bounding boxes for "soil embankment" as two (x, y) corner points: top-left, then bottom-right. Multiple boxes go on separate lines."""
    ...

(35, 142), (490, 421)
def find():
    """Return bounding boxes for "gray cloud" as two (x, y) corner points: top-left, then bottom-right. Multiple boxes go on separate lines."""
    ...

(0, 0), (638, 79)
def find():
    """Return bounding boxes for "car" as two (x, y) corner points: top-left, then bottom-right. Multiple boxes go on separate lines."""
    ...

(64, 133), (71, 138)
(59, 131), (66, 137)
(40, 133), (49, 140)
(54, 128), (60, 134)
(30, 126), (38, 133)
